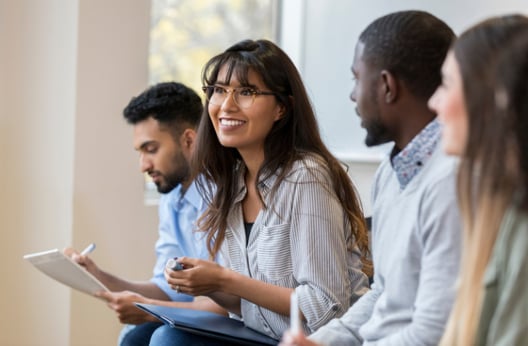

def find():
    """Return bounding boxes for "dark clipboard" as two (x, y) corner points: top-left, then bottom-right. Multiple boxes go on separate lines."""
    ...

(135, 303), (278, 345)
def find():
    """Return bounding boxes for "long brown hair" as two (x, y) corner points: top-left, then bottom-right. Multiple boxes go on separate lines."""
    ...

(192, 39), (371, 276)
(441, 15), (528, 346)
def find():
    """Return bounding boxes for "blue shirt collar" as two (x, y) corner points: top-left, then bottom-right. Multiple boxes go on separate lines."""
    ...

(391, 119), (441, 189)
(183, 180), (204, 210)
(169, 180), (204, 211)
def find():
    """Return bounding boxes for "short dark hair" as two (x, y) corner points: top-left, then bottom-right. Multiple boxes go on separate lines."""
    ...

(359, 10), (455, 100)
(123, 82), (203, 133)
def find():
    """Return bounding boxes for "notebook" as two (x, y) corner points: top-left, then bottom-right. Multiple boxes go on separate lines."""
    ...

(23, 248), (109, 296)
(135, 303), (278, 345)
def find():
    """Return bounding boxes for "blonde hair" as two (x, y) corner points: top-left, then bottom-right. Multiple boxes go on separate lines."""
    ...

(441, 176), (514, 345)
(440, 15), (528, 345)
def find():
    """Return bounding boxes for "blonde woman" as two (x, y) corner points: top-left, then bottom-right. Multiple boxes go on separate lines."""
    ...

(428, 15), (528, 345)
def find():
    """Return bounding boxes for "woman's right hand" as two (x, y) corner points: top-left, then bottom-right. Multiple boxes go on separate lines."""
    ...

(164, 257), (228, 296)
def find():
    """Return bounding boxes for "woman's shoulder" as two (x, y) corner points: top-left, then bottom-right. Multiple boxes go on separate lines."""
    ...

(287, 153), (330, 178)
(496, 206), (528, 266)
(501, 207), (528, 238)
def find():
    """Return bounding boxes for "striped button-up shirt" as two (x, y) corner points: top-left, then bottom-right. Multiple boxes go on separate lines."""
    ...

(222, 154), (369, 339)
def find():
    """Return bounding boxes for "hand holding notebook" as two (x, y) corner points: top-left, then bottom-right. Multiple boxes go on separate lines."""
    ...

(23, 246), (109, 296)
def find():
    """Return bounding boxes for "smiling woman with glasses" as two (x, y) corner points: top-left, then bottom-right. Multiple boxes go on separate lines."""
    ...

(149, 39), (372, 346)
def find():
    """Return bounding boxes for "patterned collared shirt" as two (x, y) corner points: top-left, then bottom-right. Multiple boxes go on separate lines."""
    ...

(391, 119), (440, 189)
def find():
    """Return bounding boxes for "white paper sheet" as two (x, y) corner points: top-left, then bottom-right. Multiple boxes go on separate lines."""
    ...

(24, 248), (109, 296)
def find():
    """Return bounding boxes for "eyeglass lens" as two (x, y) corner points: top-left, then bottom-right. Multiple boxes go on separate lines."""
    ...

(206, 87), (254, 108)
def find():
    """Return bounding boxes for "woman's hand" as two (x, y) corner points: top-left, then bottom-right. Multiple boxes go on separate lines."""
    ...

(96, 290), (156, 324)
(164, 257), (228, 296)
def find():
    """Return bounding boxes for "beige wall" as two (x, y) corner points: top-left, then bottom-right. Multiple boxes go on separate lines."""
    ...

(0, 1), (77, 345)
(70, 1), (159, 345)
(0, 1), (158, 345)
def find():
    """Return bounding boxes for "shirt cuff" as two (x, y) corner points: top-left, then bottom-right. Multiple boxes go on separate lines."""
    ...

(150, 277), (194, 302)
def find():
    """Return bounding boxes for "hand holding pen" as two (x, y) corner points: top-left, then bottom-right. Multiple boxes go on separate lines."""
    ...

(63, 242), (99, 275)
(166, 257), (184, 271)
(278, 292), (320, 346)
(80, 242), (96, 256)
(73, 242), (96, 263)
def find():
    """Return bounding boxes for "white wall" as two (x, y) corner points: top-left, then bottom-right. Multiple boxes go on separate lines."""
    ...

(281, 0), (528, 215)
(289, 0), (528, 160)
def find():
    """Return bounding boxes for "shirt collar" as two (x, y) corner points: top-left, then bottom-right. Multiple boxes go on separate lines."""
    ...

(171, 180), (203, 211)
(233, 164), (277, 204)
(391, 119), (440, 189)
(182, 180), (203, 210)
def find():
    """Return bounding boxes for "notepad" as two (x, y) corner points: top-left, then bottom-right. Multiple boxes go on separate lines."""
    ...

(23, 248), (109, 296)
(135, 303), (278, 345)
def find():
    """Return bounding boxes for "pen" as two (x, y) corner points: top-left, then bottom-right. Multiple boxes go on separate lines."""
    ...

(290, 291), (300, 333)
(166, 257), (183, 271)
(80, 243), (96, 256)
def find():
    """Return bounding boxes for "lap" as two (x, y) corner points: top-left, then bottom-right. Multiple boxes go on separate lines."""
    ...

(119, 322), (163, 346)
(148, 325), (228, 346)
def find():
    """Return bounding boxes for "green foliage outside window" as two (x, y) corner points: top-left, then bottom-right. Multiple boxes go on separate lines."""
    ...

(150, 0), (276, 94)
(145, 0), (276, 202)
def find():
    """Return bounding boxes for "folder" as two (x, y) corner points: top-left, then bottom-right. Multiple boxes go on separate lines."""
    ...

(135, 303), (278, 345)
(23, 248), (109, 296)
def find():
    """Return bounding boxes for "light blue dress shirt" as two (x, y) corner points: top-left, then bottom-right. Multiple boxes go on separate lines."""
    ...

(150, 180), (211, 301)
(119, 180), (214, 345)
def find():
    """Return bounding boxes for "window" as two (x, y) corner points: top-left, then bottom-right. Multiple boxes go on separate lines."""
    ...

(145, 0), (278, 203)
(149, 0), (278, 92)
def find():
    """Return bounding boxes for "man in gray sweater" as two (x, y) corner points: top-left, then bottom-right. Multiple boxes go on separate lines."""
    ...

(281, 10), (461, 346)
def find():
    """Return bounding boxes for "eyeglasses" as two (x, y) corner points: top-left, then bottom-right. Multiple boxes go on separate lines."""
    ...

(202, 85), (276, 109)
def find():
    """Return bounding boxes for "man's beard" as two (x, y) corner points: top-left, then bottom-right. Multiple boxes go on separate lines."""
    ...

(153, 151), (189, 194)
(154, 171), (181, 194)
(360, 105), (391, 147)
(364, 120), (391, 147)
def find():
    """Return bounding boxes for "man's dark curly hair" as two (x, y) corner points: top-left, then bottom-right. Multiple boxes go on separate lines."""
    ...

(123, 82), (203, 135)
(359, 10), (455, 100)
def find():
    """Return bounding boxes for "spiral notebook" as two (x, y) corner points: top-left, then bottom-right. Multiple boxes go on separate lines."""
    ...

(135, 303), (278, 345)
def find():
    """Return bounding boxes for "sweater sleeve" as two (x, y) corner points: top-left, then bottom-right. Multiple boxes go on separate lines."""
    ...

(309, 284), (381, 346)
(370, 172), (461, 345)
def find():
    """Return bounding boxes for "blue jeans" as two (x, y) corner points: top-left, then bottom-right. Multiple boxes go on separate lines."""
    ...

(119, 322), (163, 346)
(148, 325), (226, 346)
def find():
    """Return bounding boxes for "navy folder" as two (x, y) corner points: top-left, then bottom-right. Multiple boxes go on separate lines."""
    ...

(135, 303), (278, 345)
